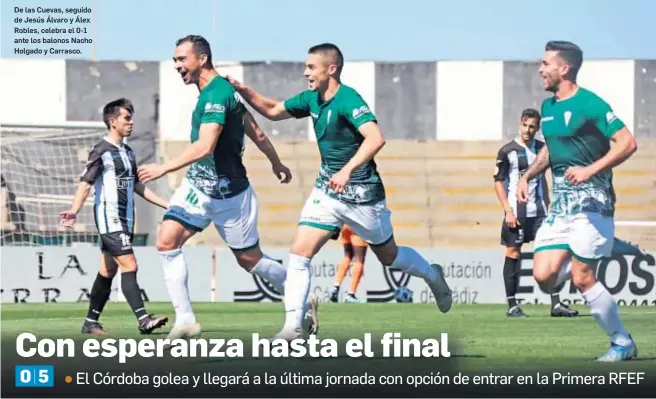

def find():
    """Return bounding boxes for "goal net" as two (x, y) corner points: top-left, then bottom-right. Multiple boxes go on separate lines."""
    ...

(1, 122), (107, 246)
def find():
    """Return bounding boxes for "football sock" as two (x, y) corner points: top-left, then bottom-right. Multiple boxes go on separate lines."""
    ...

(389, 247), (437, 281)
(120, 271), (148, 321)
(86, 273), (113, 322)
(251, 254), (287, 295)
(582, 282), (632, 346)
(503, 256), (520, 308)
(158, 249), (196, 326)
(348, 261), (364, 294)
(283, 254), (312, 331)
(550, 288), (563, 308)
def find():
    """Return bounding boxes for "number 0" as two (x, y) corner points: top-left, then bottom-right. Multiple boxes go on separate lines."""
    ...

(20, 369), (31, 383)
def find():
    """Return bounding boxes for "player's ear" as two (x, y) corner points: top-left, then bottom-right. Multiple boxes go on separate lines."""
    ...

(199, 53), (208, 68)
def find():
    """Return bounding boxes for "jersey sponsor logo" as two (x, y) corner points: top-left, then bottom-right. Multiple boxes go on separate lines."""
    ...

(116, 177), (133, 190)
(606, 111), (617, 123)
(204, 102), (225, 114)
(366, 266), (411, 302)
(541, 116), (554, 122)
(352, 106), (370, 119)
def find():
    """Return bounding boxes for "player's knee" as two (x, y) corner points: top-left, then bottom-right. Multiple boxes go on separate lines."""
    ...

(371, 242), (397, 266)
(532, 265), (554, 284)
(232, 247), (262, 271)
(505, 246), (521, 259)
(156, 226), (181, 252)
(571, 263), (597, 291)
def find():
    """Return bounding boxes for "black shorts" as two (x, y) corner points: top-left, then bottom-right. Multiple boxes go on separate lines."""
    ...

(100, 231), (134, 256)
(500, 216), (544, 247)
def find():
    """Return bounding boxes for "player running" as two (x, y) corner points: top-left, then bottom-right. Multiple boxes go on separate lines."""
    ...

(226, 43), (453, 340)
(518, 41), (638, 362)
(494, 108), (578, 318)
(60, 98), (169, 335)
(330, 225), (367, 303)
(137, 35), (318, 340)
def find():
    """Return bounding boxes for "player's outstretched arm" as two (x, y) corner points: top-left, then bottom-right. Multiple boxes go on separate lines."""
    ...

(138, 123), (223, 183)
(243, 110), (292, 183)
(225, 76), (293, 121)
(587, 127), (637, 175)
(134, 182), (169, 209)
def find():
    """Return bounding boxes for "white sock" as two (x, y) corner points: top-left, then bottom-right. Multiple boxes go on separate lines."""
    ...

(158, 249), (196, 327)
(390, 246), (437, 281)
(251, 254), (287, 294)
(582, 282), (632, 346)
(283, 253), (311, 331)
(555, 257), (572, 287)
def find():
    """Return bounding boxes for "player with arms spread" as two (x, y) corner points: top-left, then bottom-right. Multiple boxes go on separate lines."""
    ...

(227, 43), (453, 340)
(60, 98), (169, 335)
(518, 41), (638, 361)
(137, 35), (318, 340)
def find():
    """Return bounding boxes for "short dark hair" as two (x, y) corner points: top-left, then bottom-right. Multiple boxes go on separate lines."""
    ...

(176, 35), (213, 68)
(521, 108), (541, 122)
(102, 98), (134, 128)
(545, 40), (583, 80)
(308, 43), (344, 75)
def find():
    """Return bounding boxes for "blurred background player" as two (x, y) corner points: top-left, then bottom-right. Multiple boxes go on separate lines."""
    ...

(330, 225), (367, 303)
(518, 40), (638, 362)
(59, 98), (170, 335)
(494, 108), (578, 318)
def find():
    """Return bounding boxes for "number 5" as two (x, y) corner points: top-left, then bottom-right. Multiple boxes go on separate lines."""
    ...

(39, 369), (49, 383)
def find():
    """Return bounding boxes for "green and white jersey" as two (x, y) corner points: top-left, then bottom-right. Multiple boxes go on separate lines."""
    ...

(284, 85), (385, 205)
(540, 87), (625, 217)
(186, 76), (249, 199)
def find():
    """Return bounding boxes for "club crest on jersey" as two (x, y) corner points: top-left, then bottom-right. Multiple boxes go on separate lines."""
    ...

(564, 111), (572, 126)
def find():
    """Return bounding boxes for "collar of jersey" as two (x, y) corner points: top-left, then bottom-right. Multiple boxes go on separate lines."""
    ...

(315, 84), (343, 108)
(514, 138), (536, 151)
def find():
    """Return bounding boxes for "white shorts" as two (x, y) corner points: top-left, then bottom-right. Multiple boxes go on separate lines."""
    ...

(534, 211), (615, 262)
(298, 188), (394, 246)
(164, 178), (259, 251)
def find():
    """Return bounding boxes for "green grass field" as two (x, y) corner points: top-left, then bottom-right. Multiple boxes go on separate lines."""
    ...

(2, 302), (654, 372)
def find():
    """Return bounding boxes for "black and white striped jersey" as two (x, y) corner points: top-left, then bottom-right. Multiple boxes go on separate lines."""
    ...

(80, 137), (138, 234)
(493, 139), (549, 219)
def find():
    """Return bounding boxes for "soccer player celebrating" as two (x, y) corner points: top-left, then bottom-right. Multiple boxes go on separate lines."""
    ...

(60, 98), (169, 335)
(226, 43), (453, 340)
(494, 108), (578, 318)
(137, 35), (318, 340)
(330, 225), (367, 303)
(518, 41), (638, 361)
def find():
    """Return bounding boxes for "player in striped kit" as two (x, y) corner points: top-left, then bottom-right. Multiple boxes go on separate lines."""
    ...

(494, 108), (578, 318)
(60, 98), (170, 335)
